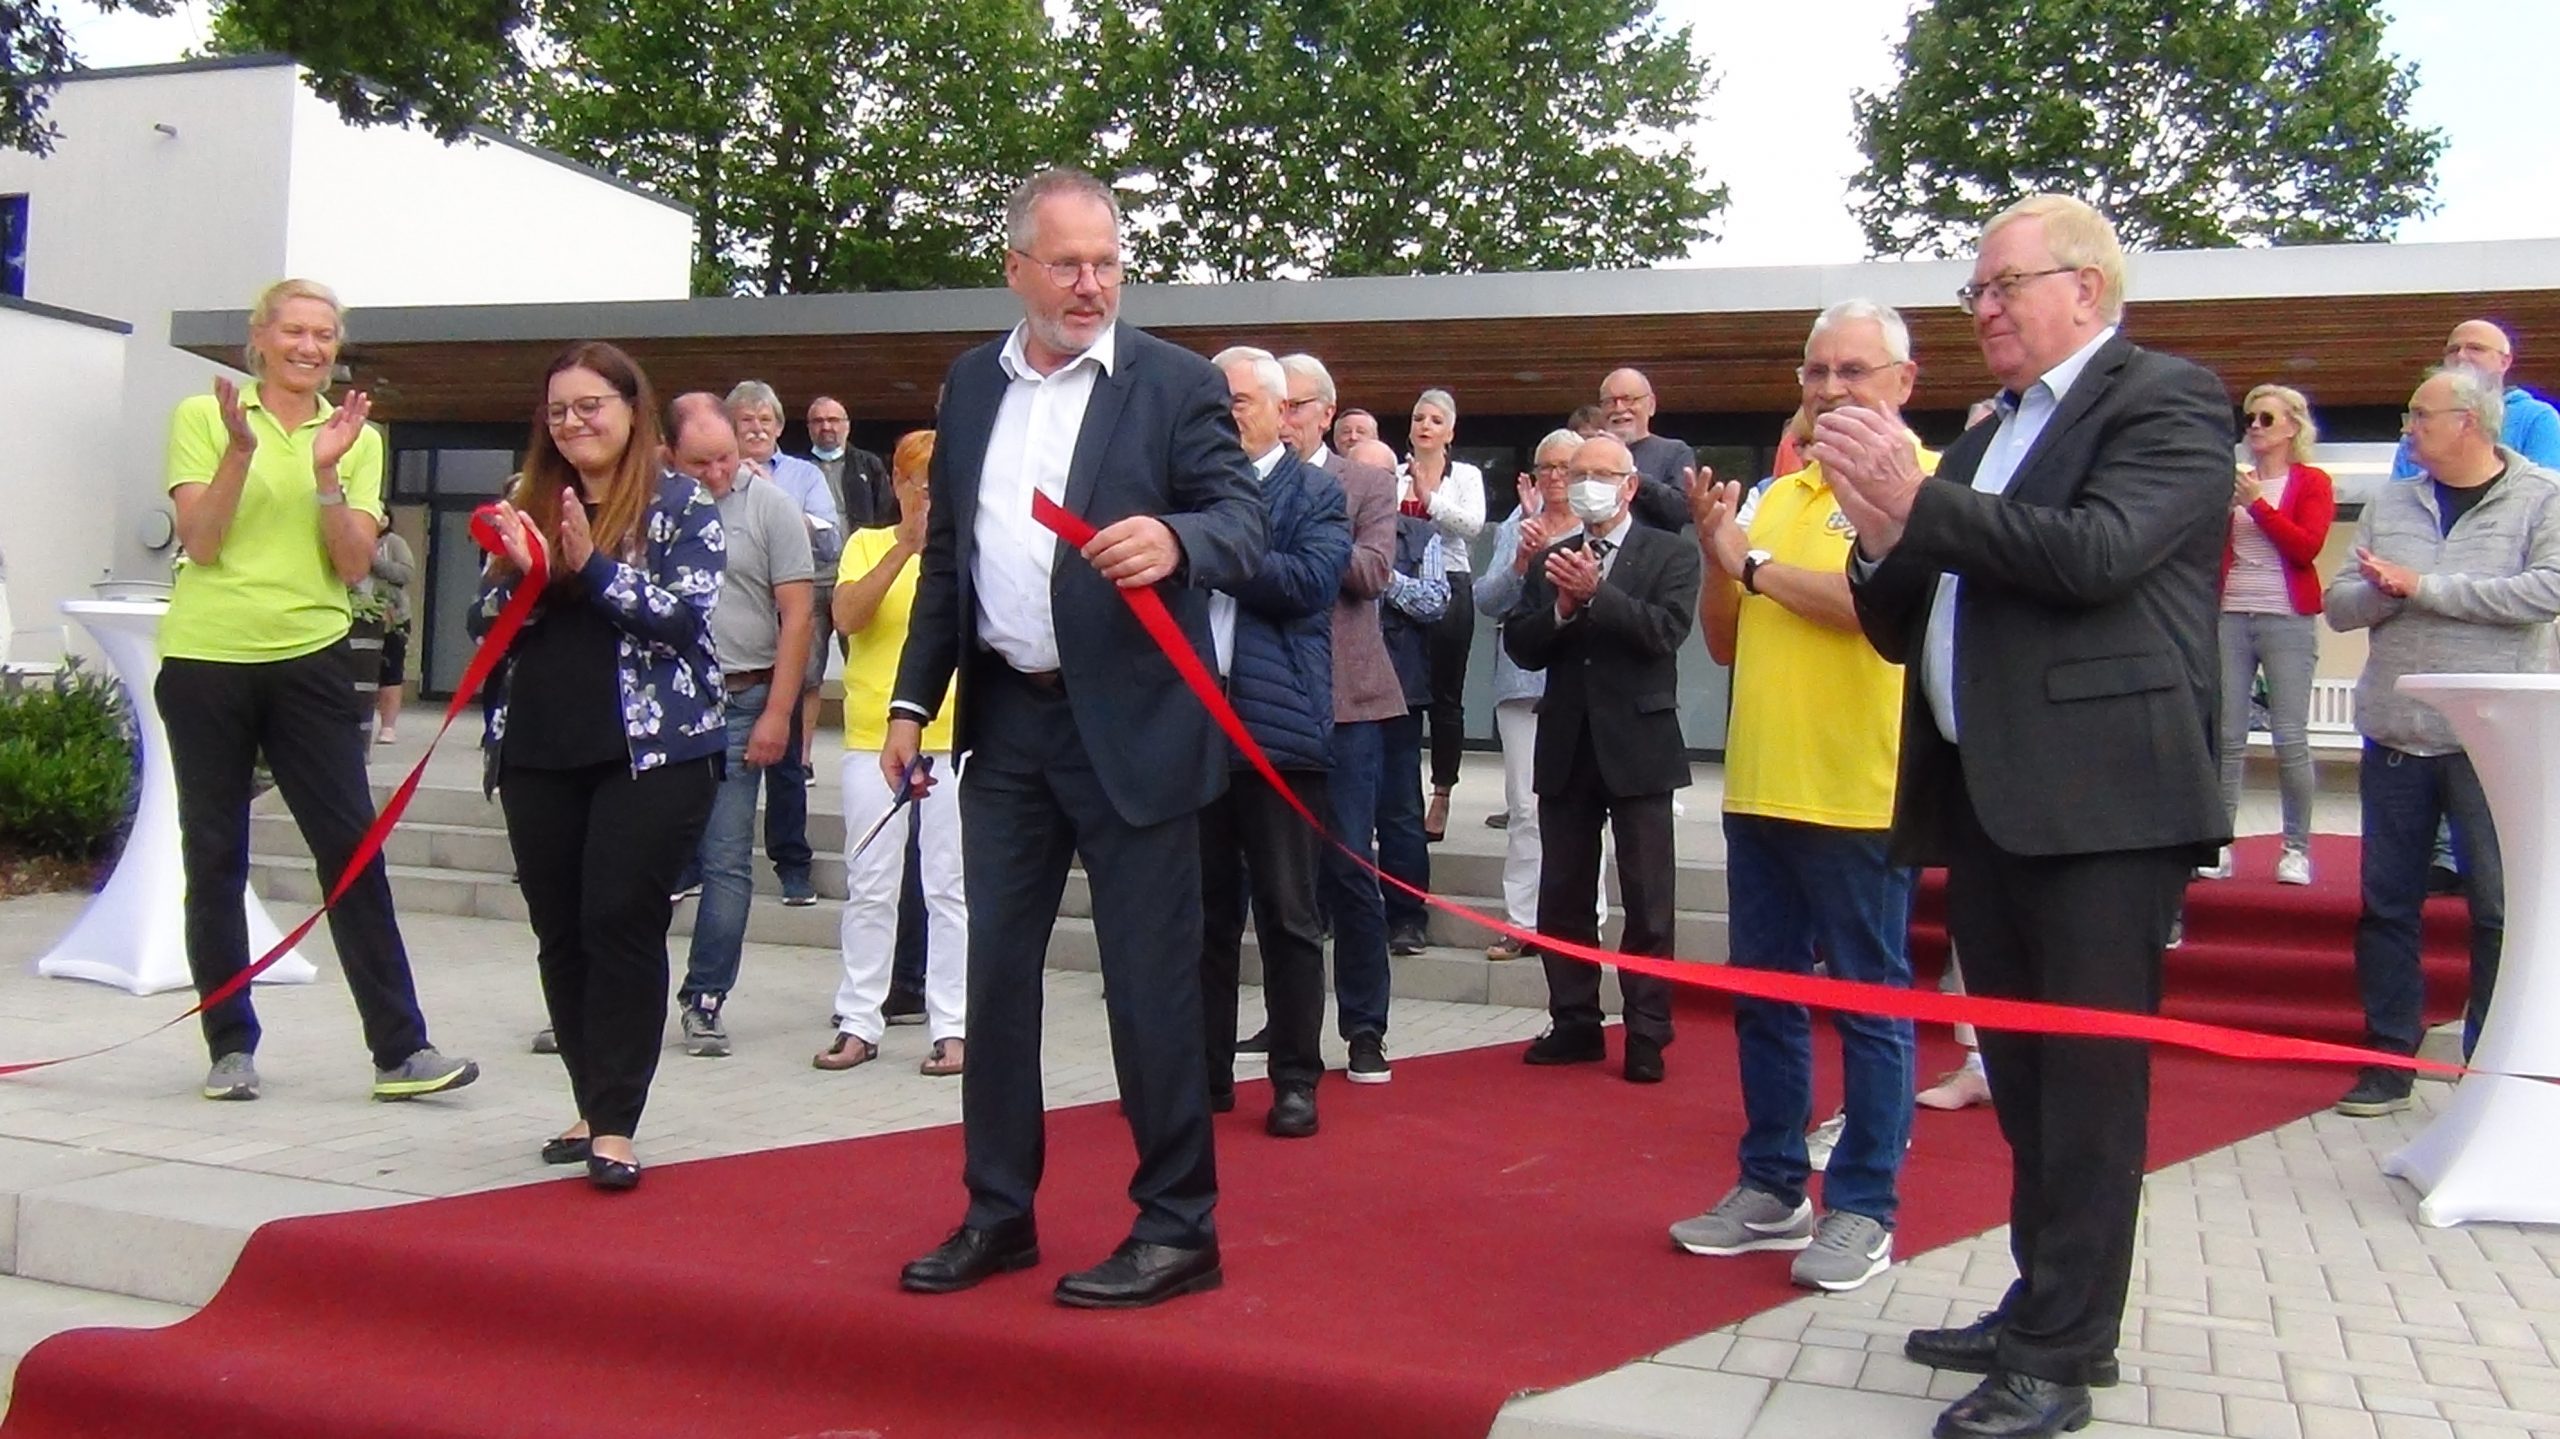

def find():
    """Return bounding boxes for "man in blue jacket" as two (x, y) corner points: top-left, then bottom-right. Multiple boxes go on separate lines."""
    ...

(1200, 346), (1353, 1139)
(2390, 320), (2560, 479)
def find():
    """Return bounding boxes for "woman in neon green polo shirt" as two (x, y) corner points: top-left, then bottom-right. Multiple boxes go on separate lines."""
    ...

(158, 278), (477, 1105)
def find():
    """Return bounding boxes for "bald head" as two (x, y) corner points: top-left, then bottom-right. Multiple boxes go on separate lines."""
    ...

(667, 392), (743, 497)
(2446, 320), (2515, 383)
(1348, 438), (1399, 471)
(1599, 368), (1657, 443)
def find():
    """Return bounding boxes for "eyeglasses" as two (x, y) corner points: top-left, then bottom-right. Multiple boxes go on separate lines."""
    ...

(1531, 461), (1573, 476)
(2402, 405), (2464, 427)
(1011, 249), (1125, 289)
(544, 393), (624, 427)
(2245, 410), (2286, 429)
(1599, 392), (1649, 408)
(1282, 396), (1326, 414)
(1955, 267), (2078, 315)
(1568, 469), (1634, 484)
(1797, 361), (1901, 387)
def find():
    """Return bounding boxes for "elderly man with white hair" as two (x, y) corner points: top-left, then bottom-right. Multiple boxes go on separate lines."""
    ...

(2390, 320), (2560, 479)
(2327, 365), (2560, 1120)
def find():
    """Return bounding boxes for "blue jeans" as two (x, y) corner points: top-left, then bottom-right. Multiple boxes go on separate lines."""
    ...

(2355, 742), (2503, 1056)
(1321, 718), (1393, 1039)
(1724, 813), (1917, 1226)
(681, 682), (774, 1003)
(1377, 711), (1430, 936)
(762, 697), (812, 888)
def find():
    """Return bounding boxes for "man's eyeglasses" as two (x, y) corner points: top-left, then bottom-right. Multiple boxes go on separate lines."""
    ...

(1569, 469), (1634, 484)
(1531, 461), (1573, 476)
(1012, 249), (1125, 289)
(2245, 410), (2286, 429)
(1282, 396), (1325, 415)
(1599, 392), (1648, 408)
(2403, 405), (2463, 428)
(544, 394), (624, 427)
(1797, 362), (1901, 387)
(1955, 267), (2078, 315)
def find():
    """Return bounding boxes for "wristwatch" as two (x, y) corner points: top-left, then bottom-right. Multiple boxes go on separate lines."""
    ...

(1742, 549), (1773, 594)
(315, 488), (348, 507)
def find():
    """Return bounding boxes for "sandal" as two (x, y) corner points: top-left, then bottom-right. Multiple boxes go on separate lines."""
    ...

(812, 1033), (878, 1071)
(920, 1038), (965, 1077)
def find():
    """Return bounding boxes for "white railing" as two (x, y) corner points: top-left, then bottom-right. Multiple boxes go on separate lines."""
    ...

(2308, 677), (2358, 735)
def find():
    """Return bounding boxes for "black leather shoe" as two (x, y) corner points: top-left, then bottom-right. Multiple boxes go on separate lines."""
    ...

(1907, 1316), (2118, 1388)
(585, 1155), (641, 1191)
(540, 1135), (592, 1165)
(1933, 1370), (2092, 1438)
(1054, 1238), (1222, 1309)
(1266, 1087), (1317, 1138)
(900, 1219), (1040, 1294)
(1524, 1025), (1606, 1065)
(1623, 1034), (1665, 1084)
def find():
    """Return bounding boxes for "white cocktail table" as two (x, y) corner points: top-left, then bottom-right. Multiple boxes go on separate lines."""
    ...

(2382, 672), (2560, 1226)
(34, 599), (317, 995)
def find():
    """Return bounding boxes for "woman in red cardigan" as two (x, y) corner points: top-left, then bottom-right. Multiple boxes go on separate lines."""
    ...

(2207, 383), (2336, 885)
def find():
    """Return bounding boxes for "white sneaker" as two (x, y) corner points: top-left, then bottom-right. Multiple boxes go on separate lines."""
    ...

(2196, 846), (2233, 880)
(2275, 848), (2312, 886)
(1806, 1110), (1847, 1173)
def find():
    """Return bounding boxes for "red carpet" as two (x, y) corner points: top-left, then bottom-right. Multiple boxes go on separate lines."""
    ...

(1911, 833), (2480, 1043)
(6, 1026), (2340, 1439)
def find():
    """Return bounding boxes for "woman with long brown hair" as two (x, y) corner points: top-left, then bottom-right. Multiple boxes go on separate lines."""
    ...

(474, 341), (725, 1191)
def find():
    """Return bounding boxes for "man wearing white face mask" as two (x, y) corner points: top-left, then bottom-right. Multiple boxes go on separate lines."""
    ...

(1503, 434), (1702, 1083)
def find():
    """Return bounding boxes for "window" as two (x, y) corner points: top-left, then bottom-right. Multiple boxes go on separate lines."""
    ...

(1, 195), (27, 299)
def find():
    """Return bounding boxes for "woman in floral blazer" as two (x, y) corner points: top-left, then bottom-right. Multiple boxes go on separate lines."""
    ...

(473, 341), (724, 1192)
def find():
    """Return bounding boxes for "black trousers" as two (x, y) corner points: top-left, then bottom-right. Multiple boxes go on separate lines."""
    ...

(1425, 571), (1473, 790)
(1943, 774), (2191, 1386)
(1534, 725), (1677, 1045)
(1201, 767), (1330, 1097)
(499, 757), (715, 1138)
(157, 646), (428, 1070)
(959, 662), (1218, 1248)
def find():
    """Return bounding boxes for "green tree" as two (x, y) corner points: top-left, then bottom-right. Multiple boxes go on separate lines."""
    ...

(5, 0), (177, 154)
(1849, 0), (2444, 256)
(205, 0), (532, 138)
(528, 0), (1064, 295)
(1069, 0), (1725, 280)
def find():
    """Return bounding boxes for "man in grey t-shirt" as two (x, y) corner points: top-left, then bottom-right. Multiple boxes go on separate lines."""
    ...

(1600, 366), (1697, 532)
(664, 394), (814, 1057)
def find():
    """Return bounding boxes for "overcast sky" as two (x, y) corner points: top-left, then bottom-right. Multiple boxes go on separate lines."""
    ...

(62, 0), (2559, 267)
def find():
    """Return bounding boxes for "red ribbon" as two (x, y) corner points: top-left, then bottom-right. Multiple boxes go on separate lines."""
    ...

(0, 507), (544, 1078)
(1032, 492), (2479, 1082)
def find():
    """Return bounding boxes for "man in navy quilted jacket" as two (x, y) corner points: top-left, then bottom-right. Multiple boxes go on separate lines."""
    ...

(1198, 346), (1353, 1139)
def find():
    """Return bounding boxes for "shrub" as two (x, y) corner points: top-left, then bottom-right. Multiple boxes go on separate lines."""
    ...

(0, 659), (138, 861)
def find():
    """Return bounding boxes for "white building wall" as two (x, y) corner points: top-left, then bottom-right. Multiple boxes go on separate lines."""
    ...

(281, 86), (693, 306)
(0, 60), (301, 584)
(0, 306), (129, 667)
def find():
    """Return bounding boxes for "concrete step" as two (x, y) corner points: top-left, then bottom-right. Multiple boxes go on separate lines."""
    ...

(0, 1274), (193, 1409)
(251, 852), (1729, 969)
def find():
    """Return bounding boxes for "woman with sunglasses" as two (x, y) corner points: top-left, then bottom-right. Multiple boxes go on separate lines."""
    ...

(2204, 384), (2335, 884)
(1400, 388), (1485, 843)
(475, 341), (725, 1190)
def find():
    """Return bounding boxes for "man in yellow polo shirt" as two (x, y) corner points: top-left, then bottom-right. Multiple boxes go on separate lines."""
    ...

(1668, 299), (1932, 1293)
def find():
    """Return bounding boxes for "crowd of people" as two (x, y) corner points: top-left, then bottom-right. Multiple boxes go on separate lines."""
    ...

(150, 169), (2559, 1439)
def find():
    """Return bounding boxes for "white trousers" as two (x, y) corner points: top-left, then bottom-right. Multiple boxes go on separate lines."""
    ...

(836, 749), (968, 1044)
(1496, 698), (1608, 931)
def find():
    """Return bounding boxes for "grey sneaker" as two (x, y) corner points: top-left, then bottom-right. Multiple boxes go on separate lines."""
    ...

(1792, 1210), (1893, 1292)
(1806, 1110), (1847, 1173)
(372, 1047), (479, 1101)
(1670, 1185), (1815, 1256)
(531, 1028), (559, 1055)
(681, 1000), (732, 1058)
(202, 1052), (260, 1101)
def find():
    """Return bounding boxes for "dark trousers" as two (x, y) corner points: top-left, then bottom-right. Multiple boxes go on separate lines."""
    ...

(2355, 741), (2502, 1056)
(1424, 572), (1473, 790)
(157, 647), (428, 1071)
(1533, 727), (1677, 1045)
(500, 757), (715, 1138)
(1202, 768), (1330, 1096)
(1377, 710), (1431, 935)
(762, 699), (813, 886)
(959, 663), (1218, 1248)
(1320, 718), (1393, 1039)
(1943, 774), (2190, 1387)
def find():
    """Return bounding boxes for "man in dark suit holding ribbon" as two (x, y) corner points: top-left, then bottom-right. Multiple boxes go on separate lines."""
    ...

(1823, 194), (2232, 1439)
(881, 167), (1265, 1310)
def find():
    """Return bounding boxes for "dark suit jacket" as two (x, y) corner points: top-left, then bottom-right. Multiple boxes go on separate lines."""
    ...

(892, 322), (1267, 828)
(1850, 333), (2234, 863)
(1502, 522), (1700, 798)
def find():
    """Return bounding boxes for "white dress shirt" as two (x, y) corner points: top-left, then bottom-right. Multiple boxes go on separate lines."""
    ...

(971, 322), (1118, 674)
(1918, 325), (2118, 742)
(1209, 443), (1286, 676)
